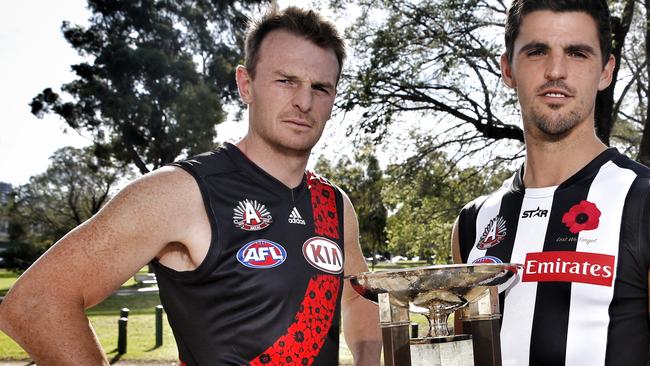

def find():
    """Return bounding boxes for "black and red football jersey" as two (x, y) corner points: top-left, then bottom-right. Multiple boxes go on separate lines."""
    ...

(458, 148), (650, 365)
(152, 143), (345, 365)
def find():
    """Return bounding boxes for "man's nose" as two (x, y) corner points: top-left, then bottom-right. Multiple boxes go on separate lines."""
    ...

(292, 85), (313, 112)
(544, 51), (568, 81)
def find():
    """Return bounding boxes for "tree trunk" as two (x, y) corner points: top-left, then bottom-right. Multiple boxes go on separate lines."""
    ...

(595, 0), (636, 145)
(638, 0), (650, 165)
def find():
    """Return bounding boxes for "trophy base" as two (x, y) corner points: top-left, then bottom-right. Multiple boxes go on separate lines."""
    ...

(410, 335), (474, 366)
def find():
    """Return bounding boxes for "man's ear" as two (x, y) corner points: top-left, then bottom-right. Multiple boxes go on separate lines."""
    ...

(236, 65), (253, 104)
(500, 53), (516, 89)
(598, 54), (616, 91)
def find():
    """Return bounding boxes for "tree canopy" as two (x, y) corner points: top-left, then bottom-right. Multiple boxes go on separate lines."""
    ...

(5, 146), (130, 270)
(30, 0), (267, 174)
(333, 0), (647, 164)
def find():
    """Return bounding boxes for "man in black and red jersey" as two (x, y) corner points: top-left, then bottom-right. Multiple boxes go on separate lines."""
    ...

(0, 6), (382, 365)
(453, 1), (650, 365)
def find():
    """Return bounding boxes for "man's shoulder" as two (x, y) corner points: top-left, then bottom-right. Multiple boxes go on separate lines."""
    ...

(306, 170), (336, 187)
(172, 146), (238, 178)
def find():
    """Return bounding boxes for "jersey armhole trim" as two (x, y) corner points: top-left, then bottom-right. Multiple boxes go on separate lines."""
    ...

(151, 163), (222, 282)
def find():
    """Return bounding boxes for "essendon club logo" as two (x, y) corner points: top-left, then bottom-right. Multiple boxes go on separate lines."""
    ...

(522, 251), (615, 287)
(477, 216), (507, 250)
(233, 199), (272, 231)
(302, 237), (343, 274)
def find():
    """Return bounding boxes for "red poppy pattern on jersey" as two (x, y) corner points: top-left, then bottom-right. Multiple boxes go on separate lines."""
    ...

(562, 200), (601, 234)
(307, 171), (340, 240)
(249, 274), (340, 366)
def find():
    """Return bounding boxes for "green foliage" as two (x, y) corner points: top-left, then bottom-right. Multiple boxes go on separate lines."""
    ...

(383, 151), (511, 263)
(3, 146), (129, 271)
(30, 0), (268, 174)
(315, 145), (388, 258)
(334, 0), (647, 164)
(315, 142), (511, 262)
(337, 0), (523, 149)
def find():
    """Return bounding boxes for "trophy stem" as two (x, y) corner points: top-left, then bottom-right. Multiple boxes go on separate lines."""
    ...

(427, 310), (451, 337)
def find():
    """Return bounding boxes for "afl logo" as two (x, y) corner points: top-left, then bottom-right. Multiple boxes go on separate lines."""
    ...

(472, 256), (503, 264)
(237, 240), (287, 269)
(302, 237), (343, 274)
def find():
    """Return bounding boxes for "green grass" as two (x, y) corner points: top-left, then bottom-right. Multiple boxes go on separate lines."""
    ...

(0, 269), (181, 362)
(0, 270), (19, 296)
(371, 260), (430, 270)
(0, 262), (443, 363)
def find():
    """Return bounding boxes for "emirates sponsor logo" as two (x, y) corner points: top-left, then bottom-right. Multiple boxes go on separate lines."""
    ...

(233, 199), (272, 231)
(476, 216), (507, 250)
(522, 251), (615, 287)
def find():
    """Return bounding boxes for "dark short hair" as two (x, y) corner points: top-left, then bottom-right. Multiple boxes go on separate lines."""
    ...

(244, 6), (346, 82)
(504, 0), (612, 67)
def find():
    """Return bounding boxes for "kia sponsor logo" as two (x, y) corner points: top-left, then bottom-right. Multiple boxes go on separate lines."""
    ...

(522, 251), (614, 286)
(237, 240), (287, 268)
(302, 237), (343, 274)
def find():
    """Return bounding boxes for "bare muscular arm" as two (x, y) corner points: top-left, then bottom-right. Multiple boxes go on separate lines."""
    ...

(340, 193), (382, 365)
(0, 167), (209, 365)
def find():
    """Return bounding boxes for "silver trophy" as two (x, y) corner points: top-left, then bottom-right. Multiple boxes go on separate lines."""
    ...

(347, 263), (520, 366)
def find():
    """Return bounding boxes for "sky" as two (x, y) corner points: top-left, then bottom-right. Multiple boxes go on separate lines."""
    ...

(0, 0), (347, 187)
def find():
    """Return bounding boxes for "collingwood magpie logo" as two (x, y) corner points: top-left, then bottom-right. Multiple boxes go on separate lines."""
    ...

(288, 207), (306, 225)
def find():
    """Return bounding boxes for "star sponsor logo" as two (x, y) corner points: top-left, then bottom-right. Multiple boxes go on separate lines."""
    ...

(288, 206), (306, 225)
(472, 256), (503, 264)
(476, 216), (507, 250)
(521, 251), (614, 287)
(233, 199), (272, 231)
(302, 237), (343, 274)
(237, 239), (287, 268)
(521, 207), (549, 219)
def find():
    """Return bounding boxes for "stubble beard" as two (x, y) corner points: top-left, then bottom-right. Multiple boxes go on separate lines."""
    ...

(526, 103), (585, 141)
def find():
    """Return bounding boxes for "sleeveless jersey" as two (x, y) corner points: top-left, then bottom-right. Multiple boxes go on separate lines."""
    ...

(151, 143), (345, 366)
(457, 148), (650, 366)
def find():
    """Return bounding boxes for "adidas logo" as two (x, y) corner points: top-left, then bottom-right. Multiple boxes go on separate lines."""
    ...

(288, 207), (306, 225)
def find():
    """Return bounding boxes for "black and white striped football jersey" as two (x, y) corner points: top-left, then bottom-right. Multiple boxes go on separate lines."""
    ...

(458, 148), (650, 366)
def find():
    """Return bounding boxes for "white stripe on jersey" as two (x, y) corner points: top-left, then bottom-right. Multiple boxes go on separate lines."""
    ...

(467, 181), (512, 262)
(499, 185), (556, 366)
(564, 162), (636, 366)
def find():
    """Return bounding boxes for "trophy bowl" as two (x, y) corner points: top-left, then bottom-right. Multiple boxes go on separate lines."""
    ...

(346, 263), (520, 337)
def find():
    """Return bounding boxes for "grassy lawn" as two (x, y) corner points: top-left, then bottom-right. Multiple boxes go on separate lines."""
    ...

(0, 271), (179, 362)
(0, 262), (435, 363)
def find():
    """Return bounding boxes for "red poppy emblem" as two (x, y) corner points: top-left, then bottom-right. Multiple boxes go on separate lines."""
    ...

(562, 200), (601, 234)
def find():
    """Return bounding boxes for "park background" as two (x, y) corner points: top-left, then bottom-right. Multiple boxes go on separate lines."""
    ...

(1, 0), (648, 363)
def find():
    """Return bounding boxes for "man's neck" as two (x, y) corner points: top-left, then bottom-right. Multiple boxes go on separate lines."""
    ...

(235, 136), (310, 189)
(522, 126), (607, 188)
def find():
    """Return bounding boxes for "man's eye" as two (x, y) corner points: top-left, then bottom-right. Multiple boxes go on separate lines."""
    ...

(527, 49), (544, 57)
(314, 86), (329, 94)
(277, 79), (292, 84)
(569, 51), (588, 58)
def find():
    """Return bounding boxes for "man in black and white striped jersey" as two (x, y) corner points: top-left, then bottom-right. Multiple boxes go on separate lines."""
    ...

(452, 1), (650, 365)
